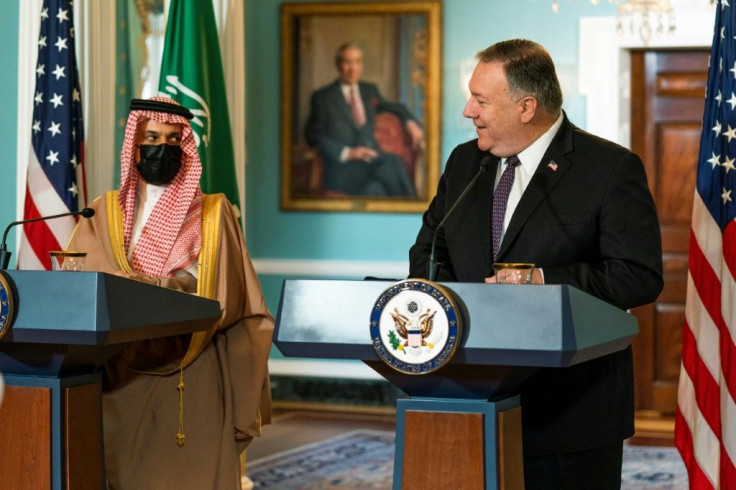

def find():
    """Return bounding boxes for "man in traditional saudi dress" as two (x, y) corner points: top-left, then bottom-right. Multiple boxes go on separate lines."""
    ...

(67, 97), (274, 489)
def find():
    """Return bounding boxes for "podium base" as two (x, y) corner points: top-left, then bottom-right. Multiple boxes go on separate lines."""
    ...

(0, 373), (105, 490)
(394, 396), (524, 490)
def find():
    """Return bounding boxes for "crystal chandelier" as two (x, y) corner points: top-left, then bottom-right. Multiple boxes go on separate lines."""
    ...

(552, 0), (675, 45)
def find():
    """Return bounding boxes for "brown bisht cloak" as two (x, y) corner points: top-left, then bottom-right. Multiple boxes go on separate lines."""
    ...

(68, 191), (273, 489)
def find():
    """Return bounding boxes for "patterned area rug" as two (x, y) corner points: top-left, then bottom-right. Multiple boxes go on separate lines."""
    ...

(622, 445), (689, 489)
(246, 430), (687, 489)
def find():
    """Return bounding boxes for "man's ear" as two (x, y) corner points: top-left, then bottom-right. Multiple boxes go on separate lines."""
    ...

(519, 96), (538, 123)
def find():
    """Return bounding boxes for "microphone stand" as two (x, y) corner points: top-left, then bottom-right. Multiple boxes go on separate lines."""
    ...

(427, 157), (492, 281)
(0, 208), (95, 270)
(0, 249), (9, 271)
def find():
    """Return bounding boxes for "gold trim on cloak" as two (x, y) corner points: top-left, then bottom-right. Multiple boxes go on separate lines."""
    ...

(183, 192), (221, 366)
(107, 191), (133, 274)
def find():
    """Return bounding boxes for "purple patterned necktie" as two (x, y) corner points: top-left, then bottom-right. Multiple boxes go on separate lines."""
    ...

(492, 155), (520, 261)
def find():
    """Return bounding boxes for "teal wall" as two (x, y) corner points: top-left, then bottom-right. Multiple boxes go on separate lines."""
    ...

(0, 3), (19, 259)
(244, 0), (618, 315)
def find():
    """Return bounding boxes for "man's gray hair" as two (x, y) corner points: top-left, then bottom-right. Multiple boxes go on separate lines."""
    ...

(335, 42), (363, 66)
(477, 39), (563, 114)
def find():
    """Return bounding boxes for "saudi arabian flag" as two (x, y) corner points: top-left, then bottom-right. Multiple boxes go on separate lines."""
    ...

(158, 0), (240, 211)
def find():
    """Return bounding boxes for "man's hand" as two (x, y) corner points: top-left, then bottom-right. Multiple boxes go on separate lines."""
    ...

(405, 120), (424, 150)
(484, 268), (544, 284)
(114, 269), (161, 286)
(347, 146), (379, 162)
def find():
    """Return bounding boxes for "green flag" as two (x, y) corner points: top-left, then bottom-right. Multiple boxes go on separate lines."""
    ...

(158, 0), (240, 211)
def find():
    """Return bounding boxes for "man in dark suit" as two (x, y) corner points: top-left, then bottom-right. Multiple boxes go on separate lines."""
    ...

(304, 43), (422, 197)
(409, 39), (663, 489)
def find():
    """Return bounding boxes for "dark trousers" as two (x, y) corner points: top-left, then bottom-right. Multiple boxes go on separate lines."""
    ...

(523, 441), (623, 490)
(324, 153), (416, 197)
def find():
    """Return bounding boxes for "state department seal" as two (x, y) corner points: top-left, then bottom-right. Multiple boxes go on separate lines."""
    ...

(369, 279), (462, 375)
(0, 271), (15, 341)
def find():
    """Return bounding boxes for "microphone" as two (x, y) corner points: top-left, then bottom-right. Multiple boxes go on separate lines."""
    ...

(427, 156), (492, 281)
(0, 208), (95, 270)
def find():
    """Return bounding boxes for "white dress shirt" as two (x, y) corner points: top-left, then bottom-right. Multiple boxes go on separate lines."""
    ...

(494, 113), (564, 244)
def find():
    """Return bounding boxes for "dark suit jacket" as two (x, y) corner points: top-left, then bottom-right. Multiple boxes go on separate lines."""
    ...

(305, 81), (381, 163)
(304, 80), (416, 192)
(409, 116), (663, 456)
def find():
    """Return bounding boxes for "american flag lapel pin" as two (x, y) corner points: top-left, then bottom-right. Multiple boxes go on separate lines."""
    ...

(547, 160), (558, 172)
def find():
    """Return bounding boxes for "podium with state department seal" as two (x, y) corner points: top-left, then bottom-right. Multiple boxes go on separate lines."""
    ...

(274, 278), (638, 490)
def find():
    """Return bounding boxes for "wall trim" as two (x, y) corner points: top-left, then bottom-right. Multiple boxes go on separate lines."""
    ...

(269, 359), (383, 380)
(253, 258), (409, 278)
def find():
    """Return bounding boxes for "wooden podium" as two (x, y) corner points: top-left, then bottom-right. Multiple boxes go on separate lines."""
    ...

(274, 279), (638, 490)
(0, 271), (221, 490)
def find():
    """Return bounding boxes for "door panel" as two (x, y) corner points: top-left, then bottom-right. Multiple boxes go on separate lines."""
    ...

(629, 49), (708, 427)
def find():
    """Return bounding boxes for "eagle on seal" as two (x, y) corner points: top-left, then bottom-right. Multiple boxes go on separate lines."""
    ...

(390, 307), (436, 348)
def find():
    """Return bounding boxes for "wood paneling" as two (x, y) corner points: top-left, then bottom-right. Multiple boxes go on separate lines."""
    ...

(402, 411), (485, 490)
(498, 406), (524, 489)
(66, 382), (104, 490)
(656, 71), (707, 97)
(0, 386), (51, 489)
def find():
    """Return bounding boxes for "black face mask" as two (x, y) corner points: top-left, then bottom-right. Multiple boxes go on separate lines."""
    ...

(136, 144), (183, 185)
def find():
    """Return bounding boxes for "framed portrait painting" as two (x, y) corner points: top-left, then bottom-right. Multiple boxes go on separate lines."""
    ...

(280, 1), (442, 212)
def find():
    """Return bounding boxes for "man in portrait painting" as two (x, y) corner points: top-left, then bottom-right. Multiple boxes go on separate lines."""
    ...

(304, 42), (423, 197)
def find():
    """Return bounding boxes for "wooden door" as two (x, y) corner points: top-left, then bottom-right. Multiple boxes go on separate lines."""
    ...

(629, 49), (709, 442)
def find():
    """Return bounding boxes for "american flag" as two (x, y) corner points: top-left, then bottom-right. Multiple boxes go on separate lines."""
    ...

(675, 1), (736, 488)
(18, 0), (85, 270)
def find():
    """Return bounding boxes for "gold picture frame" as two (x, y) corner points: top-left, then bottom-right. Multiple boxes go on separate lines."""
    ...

(280, 1), (442, 212)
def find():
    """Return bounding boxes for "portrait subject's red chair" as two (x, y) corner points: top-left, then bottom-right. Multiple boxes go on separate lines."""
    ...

(374, 111), (419, 180)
